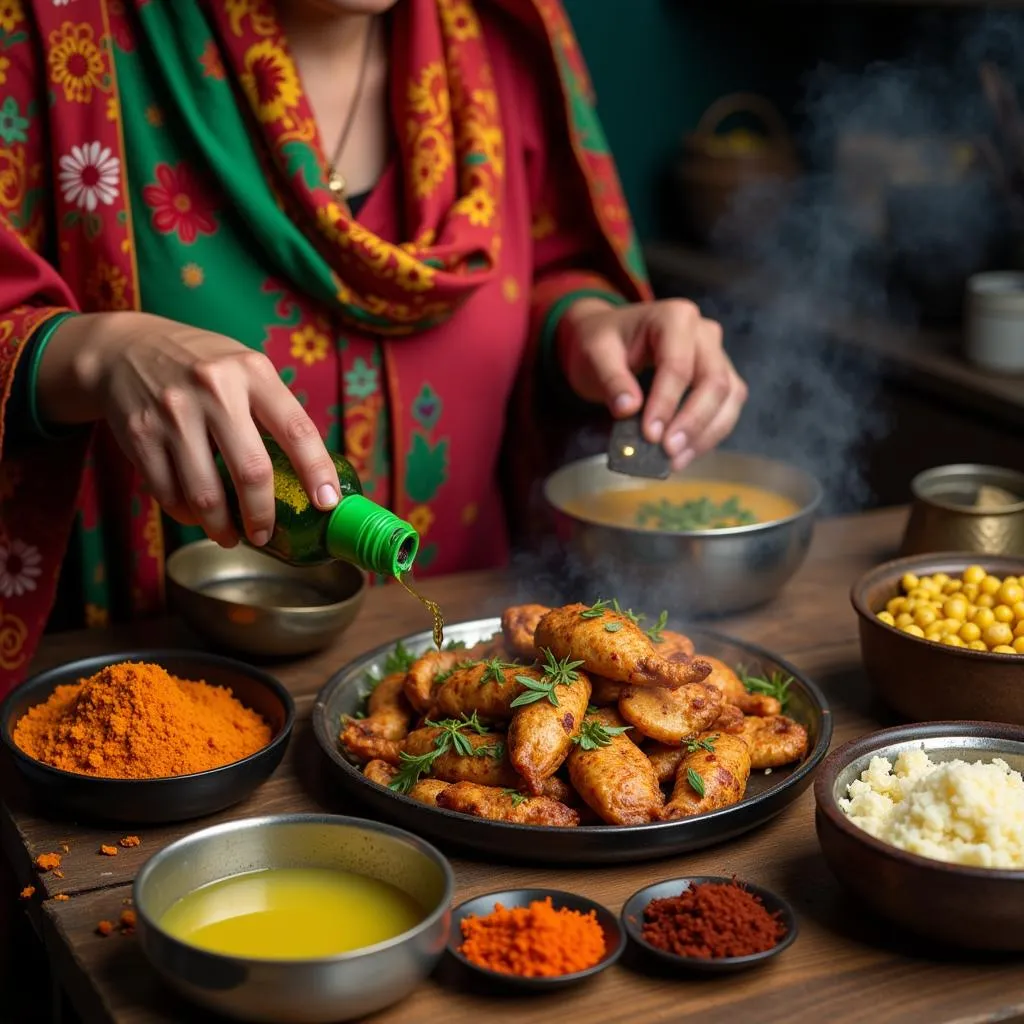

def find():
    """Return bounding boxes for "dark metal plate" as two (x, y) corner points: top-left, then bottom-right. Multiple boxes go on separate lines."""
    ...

(312, 619), (832, 865)
(607, 415), (671, 479)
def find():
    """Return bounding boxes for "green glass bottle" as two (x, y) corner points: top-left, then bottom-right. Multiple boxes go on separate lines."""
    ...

(217, 438), (420, 576)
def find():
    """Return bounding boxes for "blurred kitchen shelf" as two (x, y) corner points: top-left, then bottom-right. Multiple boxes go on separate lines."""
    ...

(644, 241), (1024, 428)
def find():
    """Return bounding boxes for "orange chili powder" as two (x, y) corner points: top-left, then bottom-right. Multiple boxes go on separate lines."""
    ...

(459, 897), (606, 977)
(119, 836), (141, 848)
(99, 845), (118, 857)
(34, 853), (61, 873)
(12, 661), (271, 779)
(19, 886), (34, 900)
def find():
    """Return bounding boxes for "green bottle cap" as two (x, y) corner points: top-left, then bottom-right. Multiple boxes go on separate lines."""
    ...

(325, 494), (420, 577)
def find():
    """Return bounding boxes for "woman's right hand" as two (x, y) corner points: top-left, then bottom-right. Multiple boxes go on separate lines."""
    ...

(36, 312), (341, 548)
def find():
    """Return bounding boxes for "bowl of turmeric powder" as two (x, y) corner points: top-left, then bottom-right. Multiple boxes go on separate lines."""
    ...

(0, 652), (294, 824)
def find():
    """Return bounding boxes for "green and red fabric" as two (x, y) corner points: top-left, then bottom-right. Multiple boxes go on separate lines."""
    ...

(0, 0), (648, 695)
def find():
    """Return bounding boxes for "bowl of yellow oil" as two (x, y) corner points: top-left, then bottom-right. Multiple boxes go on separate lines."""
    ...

(133, 814), (454, 1023)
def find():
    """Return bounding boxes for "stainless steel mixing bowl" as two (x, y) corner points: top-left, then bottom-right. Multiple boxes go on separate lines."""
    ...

(543, 451), (821, 617)
(134, 814), (453, 1023)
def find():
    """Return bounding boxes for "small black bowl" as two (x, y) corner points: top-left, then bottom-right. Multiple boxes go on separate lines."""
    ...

(1, 650), (294, 825)
(621, 876), (797, 974)
(446, 888), (625, 991)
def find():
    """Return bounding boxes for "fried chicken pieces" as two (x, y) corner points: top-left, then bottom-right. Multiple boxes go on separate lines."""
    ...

(339, 601), (809, 828)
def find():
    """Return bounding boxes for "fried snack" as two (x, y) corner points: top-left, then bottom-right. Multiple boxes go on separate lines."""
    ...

(433, 662), (539, 722)
(658, 630), (696, 659)
(436, 781), (580, 827)
(567, 708), (663, 825)
(508, 669), (592, 794)
(713, 702), (746, 733)
(737, 714), (809, 769)
(501, 604), (551, 659)
(340, 724), (402, 765)
(362, 759), (450, 805)
(646, 742), (684, 785)
(403, 726), (518, 787)
(402, 637), (502, 713)
(701, 655), (782, 716)
(536, 604), (711, 689)
(363, 673), (414, 740)
(589, 675), (624, 706)
(618, 681), (723, 745)
(661, 732), (751, 820)
(537, 775), (576, 805)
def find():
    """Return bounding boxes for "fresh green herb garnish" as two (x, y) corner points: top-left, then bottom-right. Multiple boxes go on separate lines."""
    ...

(580, 598), (610, 619)
(604, 622), (624, 633)
(384, 640), (417, 675)
(501, 788), (528, 807)
(636, 496), (757, 532)
(738, 666), (794, 709)
(433, 659), (476, 687)
(478, 657), (518, 687)
(611, 599), (645, 625)
(687, 767), (706, 797)
(686, 733), (718, 754)
(387, 712), (490, 794)
(443, 639), (468, 651)
(510, 648), (585, 708)
(647, 610), (668, 644)
(573, 717), (632, 751)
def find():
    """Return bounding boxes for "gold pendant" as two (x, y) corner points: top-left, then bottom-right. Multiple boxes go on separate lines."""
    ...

(327, 168), (346, 198)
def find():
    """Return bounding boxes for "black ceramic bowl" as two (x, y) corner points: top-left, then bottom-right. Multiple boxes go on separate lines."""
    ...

(446, 888), (625, 991)
(1, 650), (294, 825)
(621, 876), (797, 974)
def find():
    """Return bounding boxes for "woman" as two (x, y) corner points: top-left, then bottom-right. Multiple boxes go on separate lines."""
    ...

(0, 0), (746, 691)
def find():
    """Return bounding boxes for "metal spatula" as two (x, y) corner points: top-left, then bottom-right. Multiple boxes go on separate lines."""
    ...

(607, 414), (671, 480)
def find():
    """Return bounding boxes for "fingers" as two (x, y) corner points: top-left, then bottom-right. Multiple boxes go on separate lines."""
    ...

(245, 353), (341, 511)
(575, 325), (643, 417)
(642, 300), (699, 444)
(691, 373), (747, 458)
(209, 414), (275, 546)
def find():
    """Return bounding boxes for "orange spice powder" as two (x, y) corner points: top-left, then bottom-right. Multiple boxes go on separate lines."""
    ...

(34, 853), (61, 873)
(458, 897), (606, 977)
(119, 836), (140, 848)
(99, 845), (118, 857)
(13, 661), (271, 779)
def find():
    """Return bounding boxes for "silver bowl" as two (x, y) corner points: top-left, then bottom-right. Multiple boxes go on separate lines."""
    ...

(815, 722), (1024, 950)
(166, 540), (366, 657)
(543, 451), (821, 616)
(134, 814), (454, 1023)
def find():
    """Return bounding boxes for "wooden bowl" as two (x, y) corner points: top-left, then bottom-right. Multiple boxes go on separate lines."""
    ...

(850, 552), (1024, 725)
(815, 722), (1024, 951)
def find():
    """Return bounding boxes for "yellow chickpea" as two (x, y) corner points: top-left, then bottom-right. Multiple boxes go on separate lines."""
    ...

(981, 575), (1003, 595)
(942, 579), (963, 594)
(876, 610), (896, 626)
(932, 572), (950, 587)
(1015, 620), (1024, 639)
(958, 621), (982, 643)
(993, 645), (1017, 654)
(976, 593), (996, 609)
(941, 633), (966, 647)
(983, 622), (1014, 649)
(886, 596), (906, 616)
(1006, 576), (1020, 587)
(908, 587), (932, 603)
(900, 572), (920, 592)
(913, 606), (938, 628)
(999, 582), (1024, 607)
(1013, 602), (1024, 621)
(902, 624), (926, 638)
(961, 582), (980, 602)
(894, 612), (913, 628)
(925, 627), (945, 642)
(1014, 637), (1024, 654)
(995, 604), (1016, 624)
(972, 607), (996, 629)
(942, 596), (969, 621)
(968, 640), (989, 651)
(963, 565), (987, 585)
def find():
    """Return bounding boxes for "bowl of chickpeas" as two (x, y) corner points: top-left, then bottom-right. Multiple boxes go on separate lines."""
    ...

(852, 555), (1024, 725)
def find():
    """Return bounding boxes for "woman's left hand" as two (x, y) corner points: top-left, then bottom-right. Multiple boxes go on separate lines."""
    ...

(557, 297), (748, 472)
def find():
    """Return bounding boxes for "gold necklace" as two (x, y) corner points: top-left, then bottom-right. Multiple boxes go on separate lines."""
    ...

(326, 18), (376, 200)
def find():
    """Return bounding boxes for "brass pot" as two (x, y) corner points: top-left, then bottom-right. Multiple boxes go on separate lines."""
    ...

(900, 464), (1024, 557)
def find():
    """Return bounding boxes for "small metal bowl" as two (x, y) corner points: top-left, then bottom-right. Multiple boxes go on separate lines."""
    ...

(134, 814), (454, 1023)
(901, 464), (1024, 557)
(815, 722), (1024, 950)
(851, 553), (1024, 724)
(543, 451), (821, 617)
(166, 539), (366, 657)
(446, 888), (625, 991)
(620, 876), (797, 974)
(0, 650), (293, 825)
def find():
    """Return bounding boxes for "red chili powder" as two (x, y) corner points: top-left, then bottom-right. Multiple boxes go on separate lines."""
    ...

(641, 878), (786, 959)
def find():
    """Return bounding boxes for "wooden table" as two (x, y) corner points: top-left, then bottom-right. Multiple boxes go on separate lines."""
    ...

(5, 507), (1024, 1024)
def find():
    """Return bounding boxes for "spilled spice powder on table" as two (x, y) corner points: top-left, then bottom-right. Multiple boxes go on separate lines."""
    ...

(34, 853), (61, 873)
(459, 897), (606, 977)
(119, 836), (140, 849)
(641, 879), (786, 959)
(99, 845), (118, 857)
(13, 661), (271, 779)
(19, 886), (34, 900)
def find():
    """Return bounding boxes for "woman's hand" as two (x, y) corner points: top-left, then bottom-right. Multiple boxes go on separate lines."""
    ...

(557, 297), (747, 472)
(36, 312), (341, 547)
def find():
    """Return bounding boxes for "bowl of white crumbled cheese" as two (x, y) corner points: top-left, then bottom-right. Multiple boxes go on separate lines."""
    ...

(814, 721), (1024, 950)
